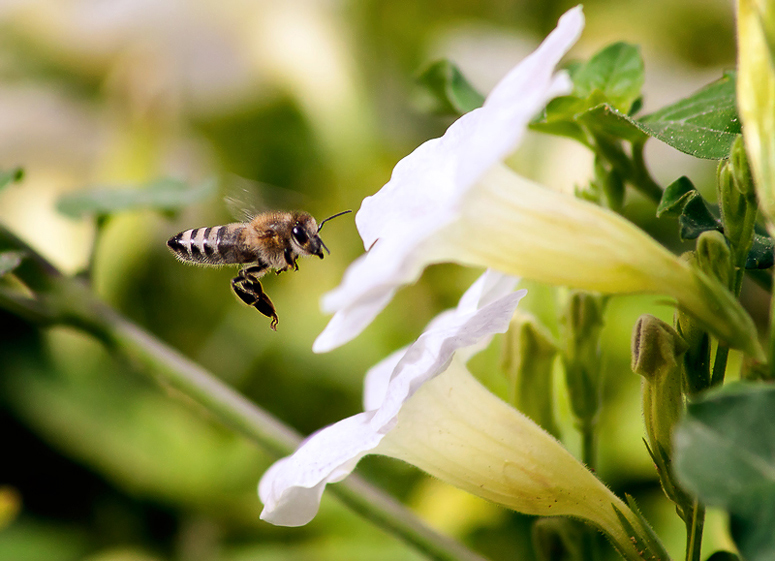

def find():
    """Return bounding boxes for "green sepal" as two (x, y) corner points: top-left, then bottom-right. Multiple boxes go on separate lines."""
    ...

(415, 60), (485, 116)
(638, 72), (740, 160)
(611, 495), (672, 561)
(56, 177), (218, 219)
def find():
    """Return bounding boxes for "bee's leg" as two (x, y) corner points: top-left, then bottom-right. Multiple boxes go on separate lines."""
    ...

(241, 263), (268, 282)
(231, 276), (279, 330)
(284, 248), (299, 271)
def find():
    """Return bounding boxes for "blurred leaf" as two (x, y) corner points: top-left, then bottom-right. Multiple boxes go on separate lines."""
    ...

(0, 487), (21, 529)
(415, 60), (485, 115)
(0, 167), (23, 191)
(57, 177), (217, 219)
(674, 383), (775, 561)
(0, 519), (89, 561)
(83, 548), (163, 561)
(706, 553), (741, 561)
(657, 176), (696, 218)
(639, 72), (740, 159)
(5, 362), (264, 519)
(0, 251), (25, 276)
(573, 42), (645, 113)
(222, 537), (427, 561)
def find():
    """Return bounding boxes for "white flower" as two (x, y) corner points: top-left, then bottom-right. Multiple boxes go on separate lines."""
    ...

(261, 271), (648, 559)
(313, 4), (761, 359)
(312, 6), (582, 353)
(259, 270), (525, 526)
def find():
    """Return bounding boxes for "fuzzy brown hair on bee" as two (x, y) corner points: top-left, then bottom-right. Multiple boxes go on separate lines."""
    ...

(167, 209), (351, 330)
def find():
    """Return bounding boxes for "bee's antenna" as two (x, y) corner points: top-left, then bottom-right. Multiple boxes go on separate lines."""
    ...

(318, 210), (352, 233)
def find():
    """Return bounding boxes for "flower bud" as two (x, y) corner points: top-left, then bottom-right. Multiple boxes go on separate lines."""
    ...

(501, 313), (560, 437)
(718, 138), (758, 276)
(730, 135), (755, 198)
(695, 230), (733, 289)
(561, 292), (605, 424)
(631, 315), (691, 511)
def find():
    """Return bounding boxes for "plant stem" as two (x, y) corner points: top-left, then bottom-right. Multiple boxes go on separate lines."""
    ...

(710, 344), (730, 387)
(581, 419), (597, 471)
(770, 271), (775, 379)
(593, 135), (662, 204)
(684, 501), (705, 561)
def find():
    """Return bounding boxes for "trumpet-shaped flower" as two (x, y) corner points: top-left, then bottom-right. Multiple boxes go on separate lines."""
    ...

(261, 271), (650, 560)
(260, 270), (524, 525)
(313, 5), (761, 360)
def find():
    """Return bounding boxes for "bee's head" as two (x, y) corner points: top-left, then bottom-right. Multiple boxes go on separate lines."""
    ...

(290, 210), (352, 259)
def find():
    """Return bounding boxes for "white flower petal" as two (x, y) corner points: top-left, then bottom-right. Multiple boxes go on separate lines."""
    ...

(363, 270), (520, 411)
(260, 273), (524, 525)
(313, 6), (584, 353)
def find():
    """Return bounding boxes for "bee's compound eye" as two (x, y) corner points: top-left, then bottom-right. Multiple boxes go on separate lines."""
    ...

(292, 225), (308, 245)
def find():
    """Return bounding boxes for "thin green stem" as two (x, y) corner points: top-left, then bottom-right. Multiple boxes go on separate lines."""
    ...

(593, 135), (663, 204)
(630, 141), (664, 203)
(581, 420), (597, 471)
(710, 344), (730, 387)
(770, 269), (775, 379)
(684, 501), (705, 561)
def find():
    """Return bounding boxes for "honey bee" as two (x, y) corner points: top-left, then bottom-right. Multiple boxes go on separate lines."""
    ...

(167, 209), (351, 330)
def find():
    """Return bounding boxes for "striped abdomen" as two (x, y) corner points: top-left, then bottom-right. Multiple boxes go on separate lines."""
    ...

(167, 224), (255, 265)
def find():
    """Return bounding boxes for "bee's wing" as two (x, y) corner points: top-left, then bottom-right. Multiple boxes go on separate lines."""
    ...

(223, 175), (308, 221)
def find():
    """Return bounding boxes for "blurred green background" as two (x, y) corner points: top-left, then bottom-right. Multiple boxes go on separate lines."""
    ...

(0, 0), (748, 560)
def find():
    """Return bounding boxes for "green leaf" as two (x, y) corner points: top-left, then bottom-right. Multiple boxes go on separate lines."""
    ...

(747, 234), (775, 269)
(415, 60), (485, 115)
(56, 177), (217, 219)
(657, 176), (696, 218)
(575, 104), (649, 144)
(573, 42), (645, 113)
(674, 383), (775, 561)
(0, 250), (25, 276)
(639, 72), (740, 159)
(0, 167), (23, 191)
(678, 194), (721, 240)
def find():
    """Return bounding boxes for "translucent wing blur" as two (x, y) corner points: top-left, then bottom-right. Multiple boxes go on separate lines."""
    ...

(223, 175), (308, 222)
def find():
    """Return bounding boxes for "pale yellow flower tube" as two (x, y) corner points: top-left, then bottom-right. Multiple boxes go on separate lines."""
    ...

(737, 0), (775, 224)
(438, 164), (763, 359)
(378, 358), (645, 560)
